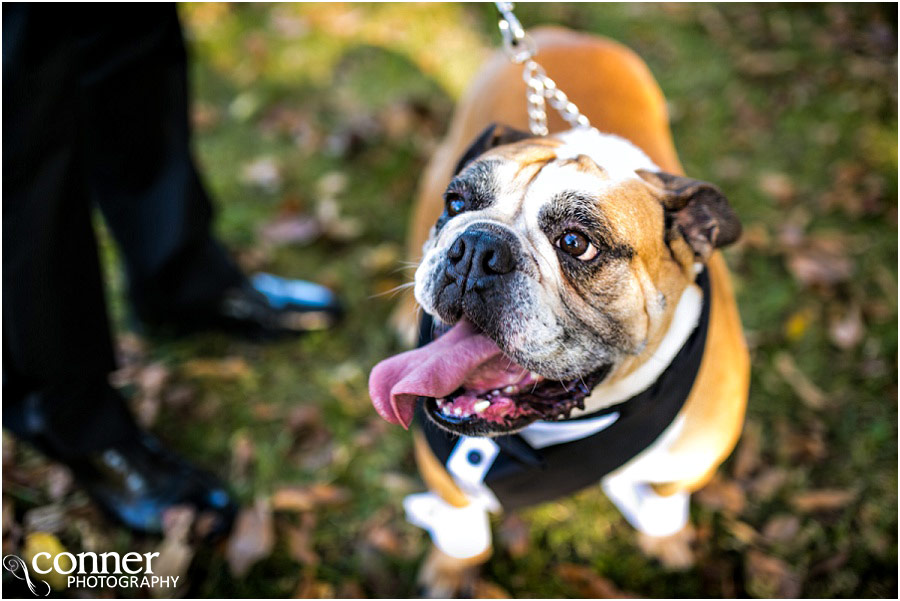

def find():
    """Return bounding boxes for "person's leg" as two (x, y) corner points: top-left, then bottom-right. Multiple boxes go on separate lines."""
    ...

(76, 5), (243, 324)
(2, 3), (134, 453)
(2, 5), (236, 537)
(76, 5), (341, 337)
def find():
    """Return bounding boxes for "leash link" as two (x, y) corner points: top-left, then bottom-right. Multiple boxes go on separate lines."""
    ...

(494, 2), (591, 136)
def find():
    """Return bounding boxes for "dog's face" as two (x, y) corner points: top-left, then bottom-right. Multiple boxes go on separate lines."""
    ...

(408, 125), (740, 436)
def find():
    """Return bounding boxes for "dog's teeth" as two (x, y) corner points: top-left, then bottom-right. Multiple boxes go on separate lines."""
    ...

(436, 398), (445, 407)
(473, 400), (491, 413)
(453, 408), (462, 416)
(502, 385), (517, 394)
(530, 371), (542, 380)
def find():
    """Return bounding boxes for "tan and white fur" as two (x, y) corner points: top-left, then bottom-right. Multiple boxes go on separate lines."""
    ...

(394, 27), (749, 596)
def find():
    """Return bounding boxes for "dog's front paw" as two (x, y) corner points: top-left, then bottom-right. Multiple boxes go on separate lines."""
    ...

(636, 524), (696, 570)
(417, 546), (490, 598)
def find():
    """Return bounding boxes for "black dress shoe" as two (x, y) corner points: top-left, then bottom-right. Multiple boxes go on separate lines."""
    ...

(9, 386), (238, 539)
(143, 273), (342, 341)
(64, 432), (238, 538)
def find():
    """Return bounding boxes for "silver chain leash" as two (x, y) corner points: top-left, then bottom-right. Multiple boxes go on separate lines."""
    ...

(494, 2), (591, 136)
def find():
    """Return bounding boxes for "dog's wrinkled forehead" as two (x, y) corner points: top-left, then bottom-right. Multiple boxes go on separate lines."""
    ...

(449, 128), (660, 221)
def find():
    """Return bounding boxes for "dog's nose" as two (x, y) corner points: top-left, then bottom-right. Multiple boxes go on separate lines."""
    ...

(447, 228), (515, 289)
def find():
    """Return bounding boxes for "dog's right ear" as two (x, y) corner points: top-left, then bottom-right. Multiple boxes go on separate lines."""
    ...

(453, 123), (532, 175)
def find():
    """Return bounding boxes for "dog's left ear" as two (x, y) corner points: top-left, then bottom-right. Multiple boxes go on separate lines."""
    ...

(636, 169), (742, 262)
(454, 123), (532, 175)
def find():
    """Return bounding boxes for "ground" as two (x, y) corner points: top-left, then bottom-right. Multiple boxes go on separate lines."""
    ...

(2, 3), (897, 598)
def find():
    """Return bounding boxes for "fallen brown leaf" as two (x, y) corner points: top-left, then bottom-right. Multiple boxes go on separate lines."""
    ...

(365, 524), (402, 555)
(138, 361), (170, 399)
(306, 483), (350, 506)
(335, 580), (366, 599)
(790, 488), (857, 513)
(759, 172), (795, 203)
(150, 506), (195, 597)
(241, 157), (282, 192)
(695, 475), (746, 515)
(271, 484), (350, 513)
(776, 419), (827, 463)
(471, 579), (511, 598)
(163, 383), (196, 409)
(251, 402), (280, 420)
(762, 514), (801, 543)
(285, 514), (319, 566)
(182, 357), (252, 380)
(725, 519), (759, 546)
(191, 101), (221, 132)
(748, 468), (790, 501)
(555, 563), (636, 598)
(745, 550), (802, 598)
(287, 405), (331, 454)
(226, 498), (275, 577)
(259, 214), (320, 246)
(23, 504), (66, 534)
(45, 466), (73, 502)
(316, 171), (348, 198)
(785, 236), (854, 288)
(498, 514), (530, 558)
(809, 550), (850, 577)
(773, 352), (828, 410)
(230, 432), (256, 482)
(316, 197), (362, 242)
(271, 487), (317, 512)
(287, 405), (323, 432)
(734, 50), (799, 76)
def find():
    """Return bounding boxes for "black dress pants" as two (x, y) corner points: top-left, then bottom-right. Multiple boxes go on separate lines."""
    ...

(3, 4), (243, 452)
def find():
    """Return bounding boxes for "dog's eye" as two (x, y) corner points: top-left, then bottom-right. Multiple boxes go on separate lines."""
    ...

(556, 231), (598, 261)
(445, 192), (466, 217)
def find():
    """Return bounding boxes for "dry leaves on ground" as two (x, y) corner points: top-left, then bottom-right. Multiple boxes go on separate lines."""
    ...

(773, 352), (829, 410)
(555, 563), (637, 598)
(149, 506), (196, 597)
(695, 474), (746, 515)
(790, 488), (858, 513)
(498, 514), (530, 559)
(240, 157), (282, 192)
(744, 549), (802, 598)
(285, 513), (319, 566)
(226, 498), (275, 577)
(762, 514), (802, 544)
(784, 232), (855, 289)
(182, 357), (252, 380)
(271, 483), (350, 513)
(259, 214), (321, 246)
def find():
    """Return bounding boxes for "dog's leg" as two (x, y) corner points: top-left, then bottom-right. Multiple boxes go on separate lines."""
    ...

(408, 431), (498, 597)
(417, 544), (493, 598)
(601, 475), (696, 569)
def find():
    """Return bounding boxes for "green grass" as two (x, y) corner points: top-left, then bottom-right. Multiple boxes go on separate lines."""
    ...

(4, 3), (896, 598)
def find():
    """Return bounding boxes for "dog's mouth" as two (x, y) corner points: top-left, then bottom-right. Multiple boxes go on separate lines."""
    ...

(369, 319), (610, 436)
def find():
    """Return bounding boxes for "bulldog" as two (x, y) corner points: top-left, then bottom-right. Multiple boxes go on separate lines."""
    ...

(369, 26), (749, 596)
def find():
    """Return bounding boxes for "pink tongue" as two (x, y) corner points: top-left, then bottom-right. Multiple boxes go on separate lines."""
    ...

(368, 320), (502, 428)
